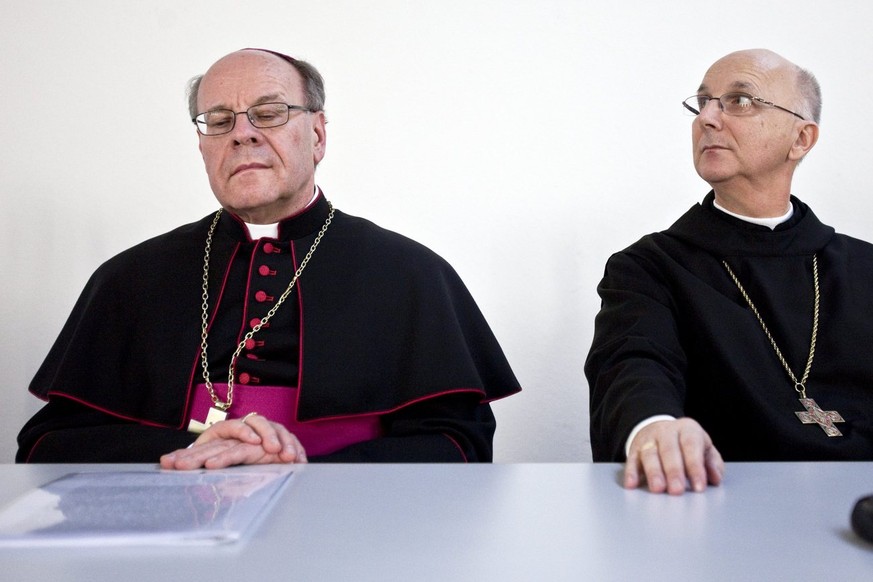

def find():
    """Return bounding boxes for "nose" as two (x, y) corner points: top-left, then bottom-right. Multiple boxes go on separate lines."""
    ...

(229, 111), (261, 144)
(697, 97), (723, 127)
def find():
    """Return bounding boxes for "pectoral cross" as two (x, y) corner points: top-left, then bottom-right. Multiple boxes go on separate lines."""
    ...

(795, 398), (844, 437)
(187, 406), (228, 434)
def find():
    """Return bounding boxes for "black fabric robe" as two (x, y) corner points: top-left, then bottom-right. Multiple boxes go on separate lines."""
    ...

(586, 192), (873, 462)
(18, 194), (520, 463)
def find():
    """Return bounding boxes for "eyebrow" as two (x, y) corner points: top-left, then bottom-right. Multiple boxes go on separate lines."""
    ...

(251, 94), (285, 105)
(697, 81), (757, 95)
(207, 94), (286, 112)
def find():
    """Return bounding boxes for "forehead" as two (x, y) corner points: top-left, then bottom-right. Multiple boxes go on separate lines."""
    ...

(197, 51), (303, 110)
(699, 52), (795, 98)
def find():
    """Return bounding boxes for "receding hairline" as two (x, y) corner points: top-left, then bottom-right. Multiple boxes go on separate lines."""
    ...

(200, 50), (306, 91)
(698, 49), (821, 123)
(187, 49), (326, 119)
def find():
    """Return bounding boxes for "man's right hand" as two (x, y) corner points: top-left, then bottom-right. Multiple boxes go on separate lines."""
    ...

(623, 418), (724, 495)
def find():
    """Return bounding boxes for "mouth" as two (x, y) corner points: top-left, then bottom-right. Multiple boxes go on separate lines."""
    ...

(231, 163), (269, 177)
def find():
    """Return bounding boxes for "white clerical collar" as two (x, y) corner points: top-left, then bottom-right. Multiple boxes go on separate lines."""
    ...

(244, 187), (320, 240)
(712, 198), (794, 230)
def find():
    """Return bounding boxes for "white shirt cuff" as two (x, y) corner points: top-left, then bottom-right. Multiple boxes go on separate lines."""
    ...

(625, 415), (676, 458)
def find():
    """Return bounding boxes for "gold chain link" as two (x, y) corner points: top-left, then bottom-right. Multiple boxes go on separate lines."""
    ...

(722, 254), (819, 398)
(199, 202), (335, 411)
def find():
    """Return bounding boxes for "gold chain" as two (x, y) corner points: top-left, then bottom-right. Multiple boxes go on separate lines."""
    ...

(198, 202), (335, 411)
(722, 254), (819, 398)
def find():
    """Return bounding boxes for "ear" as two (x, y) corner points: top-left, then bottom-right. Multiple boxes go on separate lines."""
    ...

(789, 121), (818, 161)
(311, 111), (327, 166)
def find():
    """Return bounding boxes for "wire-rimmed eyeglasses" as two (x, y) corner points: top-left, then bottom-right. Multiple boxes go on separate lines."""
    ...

(193, 102), (316, 136)
(682, 92), (805, 121)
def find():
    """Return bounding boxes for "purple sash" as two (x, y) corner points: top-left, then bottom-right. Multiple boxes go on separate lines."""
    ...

(188, 383), (383, 456)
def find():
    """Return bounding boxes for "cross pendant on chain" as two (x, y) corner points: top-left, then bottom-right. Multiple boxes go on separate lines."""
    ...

(795, 398), (844, 437)
(187, 406), (228, 434)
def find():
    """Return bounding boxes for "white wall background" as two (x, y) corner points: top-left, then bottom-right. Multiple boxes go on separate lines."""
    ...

(2, 0), (872, 463)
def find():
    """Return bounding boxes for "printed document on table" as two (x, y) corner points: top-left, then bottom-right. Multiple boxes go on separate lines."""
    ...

(0, 466), (295, 546)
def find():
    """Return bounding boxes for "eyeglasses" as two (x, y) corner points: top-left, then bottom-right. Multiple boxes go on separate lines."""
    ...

(682, 92), (805, 120)
(193, 102), (315, 136)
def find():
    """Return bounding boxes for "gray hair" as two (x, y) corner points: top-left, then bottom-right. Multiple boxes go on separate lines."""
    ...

(795, 65), (821, 124)
(187, 51), (326, 120)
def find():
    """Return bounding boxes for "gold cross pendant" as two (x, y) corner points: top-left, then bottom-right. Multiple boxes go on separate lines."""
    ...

(187, 406), (228, 434)
(795, 398), (844, 437)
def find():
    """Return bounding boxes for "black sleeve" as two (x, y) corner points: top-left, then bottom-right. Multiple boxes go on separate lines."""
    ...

(310, 393), (497, 463)
(19, 394), (496, 464)
(585, 251), (688, 462)
(17, 398), (196, 463)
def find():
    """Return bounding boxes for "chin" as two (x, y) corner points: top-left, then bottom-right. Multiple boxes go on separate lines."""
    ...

(695, 164), (731, 185)
(218, 189), (278, 210)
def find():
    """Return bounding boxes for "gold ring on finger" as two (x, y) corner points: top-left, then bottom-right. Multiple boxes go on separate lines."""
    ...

(639, 441), (657, 453)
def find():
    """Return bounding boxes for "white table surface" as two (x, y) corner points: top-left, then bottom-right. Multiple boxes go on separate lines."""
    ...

(0, 462), (872, 581)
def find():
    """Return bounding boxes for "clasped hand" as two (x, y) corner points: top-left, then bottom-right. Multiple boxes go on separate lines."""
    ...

(624, 418), (724, 495)
(160, 414), (307, 470)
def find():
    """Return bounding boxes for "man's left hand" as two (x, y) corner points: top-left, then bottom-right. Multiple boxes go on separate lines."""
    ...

(160, 414), (307, 469)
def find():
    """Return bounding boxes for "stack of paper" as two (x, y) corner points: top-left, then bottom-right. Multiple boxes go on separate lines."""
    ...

(0, 466), (295, 546)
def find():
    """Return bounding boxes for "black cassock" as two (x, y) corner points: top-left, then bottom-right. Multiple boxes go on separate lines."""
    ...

(19, 193), (520, 463)
(587, 192), (873, 462)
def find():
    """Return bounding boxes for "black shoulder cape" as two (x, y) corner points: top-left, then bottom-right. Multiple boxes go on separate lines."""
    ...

(20, 195), (520, 462)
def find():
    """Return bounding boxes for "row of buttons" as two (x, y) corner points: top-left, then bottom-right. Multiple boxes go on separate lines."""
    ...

(240, 240), (286, 385)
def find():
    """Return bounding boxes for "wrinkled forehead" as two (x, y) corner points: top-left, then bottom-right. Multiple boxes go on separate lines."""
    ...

(198, 51), (303, 110)
(699, 51), (797, 100)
